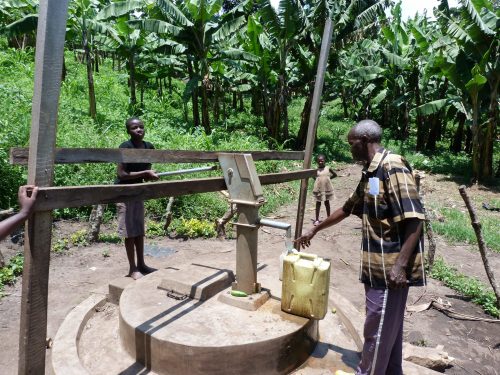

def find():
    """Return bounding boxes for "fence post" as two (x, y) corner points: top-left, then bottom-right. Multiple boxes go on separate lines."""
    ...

(18, 1), (69, 373)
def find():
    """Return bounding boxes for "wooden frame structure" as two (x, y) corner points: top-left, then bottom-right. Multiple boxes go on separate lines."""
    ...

(15, 1), (332, 373)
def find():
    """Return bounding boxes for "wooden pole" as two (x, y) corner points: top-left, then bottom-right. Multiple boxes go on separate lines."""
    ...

(459, 185), (500, 308)
(18, 1), (69, 373)
(294, 17), (333, 239)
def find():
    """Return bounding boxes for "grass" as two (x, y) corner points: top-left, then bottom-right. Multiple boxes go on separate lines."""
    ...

(429, 205), (500, 253)
(429, 258), (499, 318)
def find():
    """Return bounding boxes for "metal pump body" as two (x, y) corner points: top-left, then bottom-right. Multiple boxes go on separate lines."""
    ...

(219, 153), (265, 294)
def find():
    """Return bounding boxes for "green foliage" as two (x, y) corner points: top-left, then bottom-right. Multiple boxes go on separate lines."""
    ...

(146, 220), (166, 237)
(430, 206), (500, 253)
(314, 100), (353, 164)
(429, 258), (499, 318)
(385, 139), (472, 177)
(0, 47), (34, 209)
(98, 232), (122, 243)
(70, 230), (89, 247)
(52, 238), (69, 253)
(171, 217), (216, 238)
(0, 254), (24, 295)
(102, 249), (110, 258)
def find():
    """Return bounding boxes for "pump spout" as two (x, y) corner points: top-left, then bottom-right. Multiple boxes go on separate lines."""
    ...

(257, 218), (293, 251)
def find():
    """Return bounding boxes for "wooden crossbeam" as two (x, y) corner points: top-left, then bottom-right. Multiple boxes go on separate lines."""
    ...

(31, 169), (316, 211)
(10, 147), (305, 165)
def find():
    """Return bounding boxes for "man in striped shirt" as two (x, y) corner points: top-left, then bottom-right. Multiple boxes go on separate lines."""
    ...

(296, 119), (425, 375)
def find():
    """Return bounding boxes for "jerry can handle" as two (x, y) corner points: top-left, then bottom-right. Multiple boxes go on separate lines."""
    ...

(298, 252), (317, 261)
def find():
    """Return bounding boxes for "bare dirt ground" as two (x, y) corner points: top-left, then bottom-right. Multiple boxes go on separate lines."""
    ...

(0, 163), (499, 374)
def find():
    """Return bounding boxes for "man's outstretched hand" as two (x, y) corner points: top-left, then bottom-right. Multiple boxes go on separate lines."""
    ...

(294, 228), (317, 250)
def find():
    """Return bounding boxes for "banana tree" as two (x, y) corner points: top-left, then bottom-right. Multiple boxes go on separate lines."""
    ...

(295, 0), (389, 148)
(0, 0), (38, 48)
(96, 0), (149, 108)
(134, 0), (248, 134)
(67, 0), (123, 119)
(435, 0), (498, 179)
(258, 0), (306, 141)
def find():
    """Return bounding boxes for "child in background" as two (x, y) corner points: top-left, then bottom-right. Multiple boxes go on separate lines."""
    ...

(312, 154), (336, 226)
(116, 117), (158, 280)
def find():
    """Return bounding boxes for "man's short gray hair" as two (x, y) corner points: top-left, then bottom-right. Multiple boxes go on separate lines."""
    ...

(350, 120), (382, 142)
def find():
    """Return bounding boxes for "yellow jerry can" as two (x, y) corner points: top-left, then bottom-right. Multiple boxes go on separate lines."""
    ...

(281, 252), (330, 320)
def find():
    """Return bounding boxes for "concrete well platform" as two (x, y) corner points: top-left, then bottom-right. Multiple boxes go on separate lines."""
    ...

(52, 259), (440, 375)
(119, 267), (318, 375)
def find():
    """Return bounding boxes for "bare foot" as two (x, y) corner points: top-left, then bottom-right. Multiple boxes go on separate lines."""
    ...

(138, 265), (156, 274)
(129, 271), (144, 280)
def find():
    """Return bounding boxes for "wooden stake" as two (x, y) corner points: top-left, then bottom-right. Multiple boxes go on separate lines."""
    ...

(295, 17), (333, 239)
(459, 185), (500, 308)
(18, 1), (69, 374)
(415, 173), (437, 270)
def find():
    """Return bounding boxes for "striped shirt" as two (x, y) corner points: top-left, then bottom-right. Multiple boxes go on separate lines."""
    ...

(342, 149), (426, 288)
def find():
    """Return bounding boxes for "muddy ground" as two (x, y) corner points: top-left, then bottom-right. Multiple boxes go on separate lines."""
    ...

(0, 163), (499, 374)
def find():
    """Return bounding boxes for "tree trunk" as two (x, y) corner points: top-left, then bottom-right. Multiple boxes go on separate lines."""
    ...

(435, 78), (449, 142)
(201, 83), (211, 134)
(214, 82), (220, 124)
(465, 125), (472, 154)
(83, 28), (97, 119)
(401, 102), (409, 140)
(163, 197), (175, 231)
(157, 78), (163, 98)
(222, 91), (227, 120)
(341, 88), (349, 118)
(296, 83), (314, 149)
(414, 71), (425, 149)
(450, 112), (466, 153)
(251, 89), (262, 116)
(61, 54), (67, 82)
(187, 59), (200, 127)
(239, 93), (244, 112)
(183, 101), (189, 124)
(128, 52), (137, 106)
(232, 92), (237, 110)
(481, 78), (498, 177)
(426, 115), (438, 151)
(140, 83), (144, 106)
(94, 51), (99, 73)
(470, 94), (480, 181)
(86, 204), (106, 243)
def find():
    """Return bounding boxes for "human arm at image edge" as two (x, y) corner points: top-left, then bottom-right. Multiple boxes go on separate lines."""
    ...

(0, 186), (38, 241)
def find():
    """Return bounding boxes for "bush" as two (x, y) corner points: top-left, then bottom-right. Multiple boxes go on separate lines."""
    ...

(171, 218), (216, 238)
(0, 254), (24, 295)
